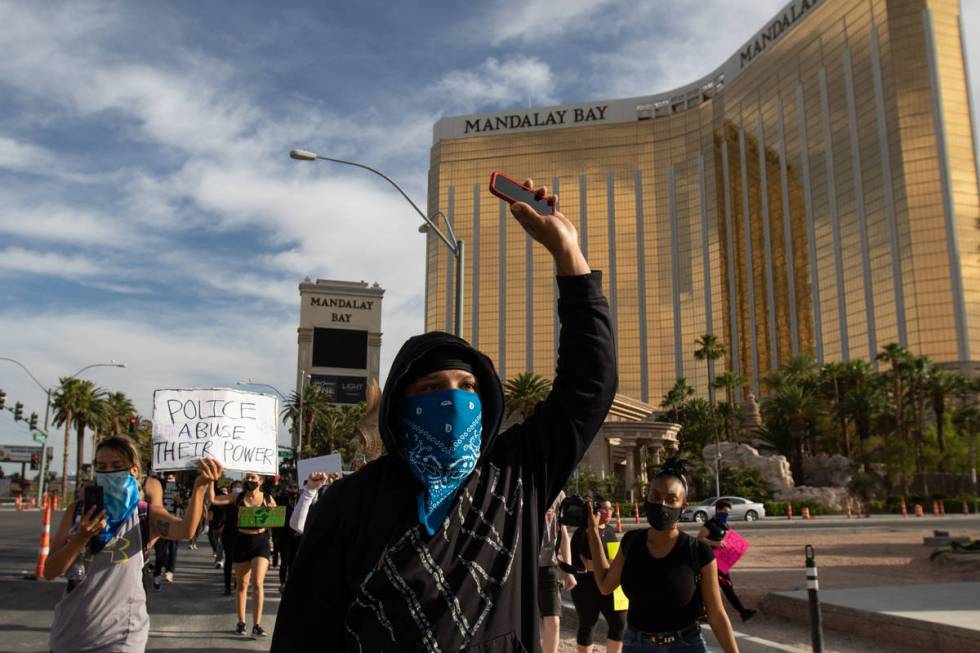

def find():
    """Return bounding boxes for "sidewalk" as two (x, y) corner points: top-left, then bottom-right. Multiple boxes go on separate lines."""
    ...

(764, 582), (980, 653)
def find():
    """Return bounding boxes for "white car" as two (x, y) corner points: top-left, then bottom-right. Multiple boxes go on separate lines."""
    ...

(680, 496), (766, 524)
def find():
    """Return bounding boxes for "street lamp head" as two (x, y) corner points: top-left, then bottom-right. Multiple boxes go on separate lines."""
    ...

(110, 360), (127, 368)
(290, 149), (318, 161)
(417, 224), (430, 234)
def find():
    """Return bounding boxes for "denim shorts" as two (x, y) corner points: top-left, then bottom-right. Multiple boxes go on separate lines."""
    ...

(622, 627), (708, 653)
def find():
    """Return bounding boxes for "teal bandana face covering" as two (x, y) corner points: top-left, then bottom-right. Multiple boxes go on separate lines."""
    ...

(399, 389), (482, 535)
(92, 470), (140, 552)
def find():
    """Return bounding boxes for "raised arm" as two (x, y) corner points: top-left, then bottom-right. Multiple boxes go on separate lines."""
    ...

(149, 459), (223, 541)
(701, 559), (739, 653)
(584, 500), (625, 595)
(502, 180), (618, 504)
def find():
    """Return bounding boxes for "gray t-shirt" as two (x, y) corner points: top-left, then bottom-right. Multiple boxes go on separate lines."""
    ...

(538, 491), (565, 567)
(50, 507), (149, 653)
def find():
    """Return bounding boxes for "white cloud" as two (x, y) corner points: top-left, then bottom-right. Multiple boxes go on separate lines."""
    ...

(486, 0), (618, 45)
(0, 136), (53, 172)
(0, 201), (137, 246)
(0, 247), (103, 277)
(432, 56), (558, 113)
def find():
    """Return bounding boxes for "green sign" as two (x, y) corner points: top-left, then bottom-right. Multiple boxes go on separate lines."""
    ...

(238, 505), (286, 528)
(33, 433), (46, 443)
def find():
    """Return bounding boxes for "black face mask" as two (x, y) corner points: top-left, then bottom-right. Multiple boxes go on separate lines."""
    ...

(645, 501), (682, 531)
(243, 480), (259, 492)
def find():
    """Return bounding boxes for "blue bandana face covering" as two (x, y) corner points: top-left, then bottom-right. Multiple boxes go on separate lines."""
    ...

(93, 470), (140, 552)
(716, 511), (729, 525)
(399, 389), (482, 535)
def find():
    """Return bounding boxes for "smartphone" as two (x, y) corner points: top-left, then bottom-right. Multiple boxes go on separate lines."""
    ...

(489, 172), (556, 215)
(83, 485), (104, 514)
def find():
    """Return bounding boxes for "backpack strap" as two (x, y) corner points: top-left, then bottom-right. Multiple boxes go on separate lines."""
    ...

(686, 533), (708, 620)
(138, 501), (150, 554)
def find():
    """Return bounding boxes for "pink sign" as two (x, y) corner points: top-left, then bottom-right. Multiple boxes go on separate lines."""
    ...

(714, 529), (750, 574)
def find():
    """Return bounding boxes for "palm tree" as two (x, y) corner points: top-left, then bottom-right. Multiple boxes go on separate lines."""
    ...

(69, 380), (107, 482)
(694, 334), (726, 405)
(51, 377), (84, 501)
(819, 361), (851, 457)
(660, 378), (695, 423)
(714, 371), (747, 442)
(905, 356), (931, 487)
(503, 372), (552, 420)
(281, 383), (329, 450)
(104, 391), (137, 436)
(837, 361), (883, 469)
(877, 343), (911, 496)
(927, 367), (960, 471)
(761, 383), (819, 481)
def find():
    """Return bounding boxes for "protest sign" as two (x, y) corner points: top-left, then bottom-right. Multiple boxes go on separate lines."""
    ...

(238, 505), (287, 528)
(297, 453), (343, 483)
(714, 529), (750, 574)
(152, 388), (279, 474)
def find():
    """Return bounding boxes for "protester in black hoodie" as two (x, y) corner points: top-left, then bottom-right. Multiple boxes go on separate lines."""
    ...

(272, 179), (617, 653)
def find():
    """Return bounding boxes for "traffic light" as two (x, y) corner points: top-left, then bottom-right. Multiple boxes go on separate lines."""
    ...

(29, 412), (38, 431)
(30, 453), (39, 471)
(0, 389), (6, 410)
(13, 401), (23, 421)
(128, 416), (138, 434)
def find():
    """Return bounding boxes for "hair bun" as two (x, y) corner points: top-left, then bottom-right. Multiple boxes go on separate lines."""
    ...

(660, 456), (688, 477)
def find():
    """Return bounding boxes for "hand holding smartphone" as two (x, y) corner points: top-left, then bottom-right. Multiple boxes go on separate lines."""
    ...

(83, 485), (105, 514)
(488, 172), (556, 215)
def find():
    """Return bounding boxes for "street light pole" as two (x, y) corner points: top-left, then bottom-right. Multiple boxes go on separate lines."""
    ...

(0, 358), (125, 506)
(289, 149), (465, 337)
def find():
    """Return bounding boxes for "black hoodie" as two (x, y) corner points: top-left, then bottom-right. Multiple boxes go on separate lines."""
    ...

(272, 272), (616, 652)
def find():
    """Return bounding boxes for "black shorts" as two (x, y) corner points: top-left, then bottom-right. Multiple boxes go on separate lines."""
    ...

(232, 532), (271, 563)
(538, 566), (562, 618)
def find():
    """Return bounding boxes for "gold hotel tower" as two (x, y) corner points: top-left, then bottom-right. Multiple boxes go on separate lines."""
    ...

(425, 0), (979, 405)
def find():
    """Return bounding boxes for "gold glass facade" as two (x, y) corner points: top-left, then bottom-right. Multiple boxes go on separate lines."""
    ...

(425, 0), (979, 403)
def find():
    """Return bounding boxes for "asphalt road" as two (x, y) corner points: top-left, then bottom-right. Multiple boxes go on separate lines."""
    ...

(2, 508), (976, 652)
(0, 509), (280, 652)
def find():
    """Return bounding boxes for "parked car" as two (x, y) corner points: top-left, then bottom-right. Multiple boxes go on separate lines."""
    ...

(680, 496), (766, 524)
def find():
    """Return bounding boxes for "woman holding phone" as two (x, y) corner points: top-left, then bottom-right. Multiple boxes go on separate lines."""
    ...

(209, 472), (276, 638)
(44, 436), (222, 653)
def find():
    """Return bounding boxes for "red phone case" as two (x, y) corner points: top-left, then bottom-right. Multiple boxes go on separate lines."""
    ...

(488, 172), (556, 215)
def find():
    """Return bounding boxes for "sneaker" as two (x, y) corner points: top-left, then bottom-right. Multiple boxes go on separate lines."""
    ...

(213, 560), (223, 569)
(252, 625), (266, 638)
(741, 609), (758, 623)
(279, 583), (286, 593)
(152, 575), (162, 591)
(235, 622), (247, 636)
(163, 571), (174, 583)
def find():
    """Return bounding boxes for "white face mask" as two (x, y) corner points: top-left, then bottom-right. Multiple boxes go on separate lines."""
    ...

(231, 487), (243, 494)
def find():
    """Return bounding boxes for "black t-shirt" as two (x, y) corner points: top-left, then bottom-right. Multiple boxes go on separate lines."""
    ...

(703, 516), (728, 542)
(620, 530), (714, 633)
(569, 524), (619, 572)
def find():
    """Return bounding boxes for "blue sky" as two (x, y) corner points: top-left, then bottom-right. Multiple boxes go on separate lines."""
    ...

(2, 0), (979, 476)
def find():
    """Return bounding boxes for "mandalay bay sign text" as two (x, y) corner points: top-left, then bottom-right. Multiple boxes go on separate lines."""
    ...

(740, 0), (821, 68)
(464, 105), (609, 135)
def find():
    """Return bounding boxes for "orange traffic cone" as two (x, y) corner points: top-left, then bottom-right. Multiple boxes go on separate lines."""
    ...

(16, 496), (22, 512)
(35, 503), (51, 579)
(939, 501), (946, 517)
(900, 499), (908, 519)
(932, 500), (940, 516)
(615, 502), (623, 533)
(964, 499), (970, 516)
(786, 503), (793, 520)
(846, 500), (852, 520)
(914, 503), (924, 517)
(801, 506), (811, 520)
(633, 501), (640, 525)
